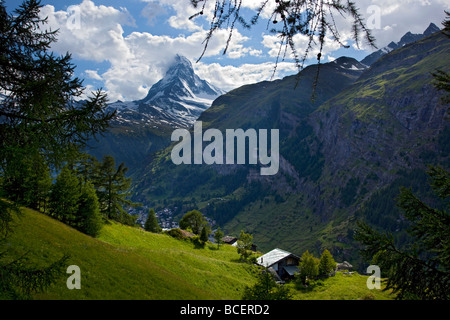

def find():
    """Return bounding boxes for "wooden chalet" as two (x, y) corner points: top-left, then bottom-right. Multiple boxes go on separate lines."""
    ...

(256, 248), (300, 280)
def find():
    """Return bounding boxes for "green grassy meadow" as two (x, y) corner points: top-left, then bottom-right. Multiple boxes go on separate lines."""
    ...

(1, 208), (393, 300)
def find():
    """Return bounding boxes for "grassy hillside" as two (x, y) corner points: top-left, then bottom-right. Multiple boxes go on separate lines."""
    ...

(287, 272), (393, 300)
(1, 208), (393, 300)
(2, 208), (258, 300)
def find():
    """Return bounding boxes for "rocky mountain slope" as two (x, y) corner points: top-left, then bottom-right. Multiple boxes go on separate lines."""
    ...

(88, 55), (224, 171)
(131, 29), (449, 269)
(361, 23), (440, 66)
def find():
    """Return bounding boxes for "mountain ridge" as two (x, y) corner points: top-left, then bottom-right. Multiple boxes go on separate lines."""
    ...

(130, 30), (449, 270)
(88, 54), (224, 171)
(361, 23), (440, 66)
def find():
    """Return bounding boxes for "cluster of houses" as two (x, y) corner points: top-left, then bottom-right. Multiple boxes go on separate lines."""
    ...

(134, 207), (179, 230)
(136, 207), (218, 231)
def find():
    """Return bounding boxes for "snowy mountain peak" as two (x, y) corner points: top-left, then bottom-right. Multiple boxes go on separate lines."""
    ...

(137, 54), (224, 127)
(106, 54), (225, 128)
(163, 54), (196, 82)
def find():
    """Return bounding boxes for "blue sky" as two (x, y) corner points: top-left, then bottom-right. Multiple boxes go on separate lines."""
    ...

(4, 0), (449, 101)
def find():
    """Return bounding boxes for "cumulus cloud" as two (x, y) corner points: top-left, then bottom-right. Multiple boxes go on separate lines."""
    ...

(39, 0), (449, 101)
(84, 70), (103, 81)
(40, 0), (258, 101)
(351, 0), (449, 50)
(194, 61), (298, 92)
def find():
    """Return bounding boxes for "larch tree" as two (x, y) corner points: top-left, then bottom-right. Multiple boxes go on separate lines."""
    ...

(189, 0), (376, 79)
(94, 155), (139, 225)
(0, 0), (115, 298)
(355, 166), (450, 300)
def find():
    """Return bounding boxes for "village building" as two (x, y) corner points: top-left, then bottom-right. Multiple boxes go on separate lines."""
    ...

(256, 248), (300, 280)
(221, 236), (257, 251)
(222, 236), (238, 246)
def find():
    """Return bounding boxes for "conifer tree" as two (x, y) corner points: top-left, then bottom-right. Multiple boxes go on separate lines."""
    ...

(355, 166), (450, 300)
(190, 0), (376, 76)
(242, 270), (292, 300)
(94, 155), (139, 225)
(200, 225), (209, 244)
(49, 166), (80, 225)
(144, 208), (161, 233)
(27, 155), (52, 213)
(0, 0), (114, 299)
(2, 153), (51, 210)
(77, 181), (103, 237)
(318, 249), (337, 277)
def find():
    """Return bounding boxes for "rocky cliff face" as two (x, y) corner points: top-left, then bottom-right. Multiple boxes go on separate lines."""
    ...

(132, 29), (449, 264)
(314, 32), (449, 194)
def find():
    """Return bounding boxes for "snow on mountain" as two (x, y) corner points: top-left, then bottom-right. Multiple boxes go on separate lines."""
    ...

(108, 54), (225, 128)
(333, 57), (367, 71)
(361, 23), (441, 67)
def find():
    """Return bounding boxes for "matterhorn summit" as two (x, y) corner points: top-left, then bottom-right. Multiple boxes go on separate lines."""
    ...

(108, 54), (224, 128)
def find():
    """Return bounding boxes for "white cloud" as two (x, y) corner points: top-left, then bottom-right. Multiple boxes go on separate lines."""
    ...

(355, 0), (449, 50)
(194, 61), (298, 92)
(84, 70), (103, 81)
(40, 0), (258, 101)
(39, 0), (449, 101)
(262, 32), (344, 62)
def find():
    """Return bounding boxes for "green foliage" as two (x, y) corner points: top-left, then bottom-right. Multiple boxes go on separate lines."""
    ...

(318, 249), (337, 277)
(355, 166), (450, 300)
(432, 69), (450, 105)
(49, 166), (81, 225)
(165, 228), (184, 240)
(0, 200), (20, 238)
(179, 210), (206, 235)
(236, 230), (253, 261)
(144, 208), (161, 233)
(4, 208), (258, 300)
(297, 251), (320, 285)
(242, 270), (292, 300)
(287, 271), (393, 300)
(77, 181), (103, 237)
(1, 153), (52, 211)
(94, 155), (140, 225)
(0, 0), (115, 169)
(49, 166), (104, 237)
(200, 225), (209, 244)
(0, 252), (69, 300)
(0, 0), (113, 300)
(206, 182), (266, 225)
(214, 227), (224, 249)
